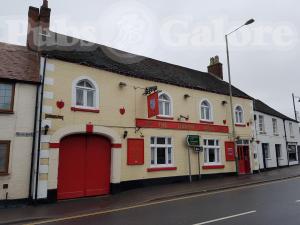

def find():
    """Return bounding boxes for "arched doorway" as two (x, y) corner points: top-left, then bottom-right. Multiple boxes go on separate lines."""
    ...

(57, 134), (111, 200)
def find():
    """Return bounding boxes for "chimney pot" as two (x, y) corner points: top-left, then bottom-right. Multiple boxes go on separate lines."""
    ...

(42, 0), (48, 8)
(39, 0), (51, 32)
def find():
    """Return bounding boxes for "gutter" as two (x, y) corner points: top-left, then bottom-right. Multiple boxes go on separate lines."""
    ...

(34, 55), (47, 201)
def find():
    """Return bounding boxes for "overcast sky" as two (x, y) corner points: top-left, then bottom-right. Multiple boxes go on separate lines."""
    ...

(1, 0), (299, 118)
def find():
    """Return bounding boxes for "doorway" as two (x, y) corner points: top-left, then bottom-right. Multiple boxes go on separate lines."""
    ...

(57, 134), (111, 200)
(261, 143), (269, 169)
(275, 144), (281, 167)
(237, 140), (251, 174)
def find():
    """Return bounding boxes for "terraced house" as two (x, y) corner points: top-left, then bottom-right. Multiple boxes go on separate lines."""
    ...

(27, 1), (257, 202)
(253, 100), (299, 170)
(0, 42), (40, 201)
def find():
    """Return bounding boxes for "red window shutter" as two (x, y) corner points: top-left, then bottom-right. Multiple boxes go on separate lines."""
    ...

(225, 141), (235, 161)
(147, 92), (159, 118)
(127, 139), (144, 165)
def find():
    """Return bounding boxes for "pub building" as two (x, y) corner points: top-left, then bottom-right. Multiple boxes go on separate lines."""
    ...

(28, 1), (256, 202)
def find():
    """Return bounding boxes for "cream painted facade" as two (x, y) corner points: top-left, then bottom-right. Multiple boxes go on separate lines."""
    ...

(0, 83), (37, 200)
(38, 58), (255, 200)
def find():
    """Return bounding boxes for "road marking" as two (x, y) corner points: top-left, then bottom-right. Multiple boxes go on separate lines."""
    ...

(295, 200), (300, 203)
(193, 210), (256, 225)
(24, 177), (300, 225)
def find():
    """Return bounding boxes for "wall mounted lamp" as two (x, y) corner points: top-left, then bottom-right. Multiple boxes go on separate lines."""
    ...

(184, 94), (190, 99)
(119, 82), (127, 88)
(221, 100), (228, 105)
(44, 125), (49, 135)
(123, 130), (128, 139)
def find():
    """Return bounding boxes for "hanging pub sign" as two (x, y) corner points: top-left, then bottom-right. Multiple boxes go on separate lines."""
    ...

(186, 135), (200, 147)
(147, 92), (159, 118)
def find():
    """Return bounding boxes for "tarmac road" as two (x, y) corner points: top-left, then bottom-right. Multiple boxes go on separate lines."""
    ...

(27, 176), (300, 225)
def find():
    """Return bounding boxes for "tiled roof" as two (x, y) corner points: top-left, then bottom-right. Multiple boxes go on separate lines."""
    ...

(40, 32), (251, 99)
(0, 42), (40, 83)
(253, 99), (298, 122)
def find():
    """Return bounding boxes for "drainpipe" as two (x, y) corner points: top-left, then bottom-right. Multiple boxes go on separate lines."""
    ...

(253, 113), (260, 173)
(283, 119), (289, 167)
(34, 55), (47, 202)
(28, 83), (40, 201)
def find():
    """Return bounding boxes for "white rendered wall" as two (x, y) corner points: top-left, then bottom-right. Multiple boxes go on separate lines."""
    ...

(0, 83), (37, 200)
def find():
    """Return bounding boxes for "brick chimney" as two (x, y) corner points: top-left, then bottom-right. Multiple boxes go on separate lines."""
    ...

(26, 0), (51, 50)
(27, 6), (40, 50)
(207, 56), (223, 80)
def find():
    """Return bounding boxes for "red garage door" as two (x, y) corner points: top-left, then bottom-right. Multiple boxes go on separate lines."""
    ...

(57, 134), (111, 200)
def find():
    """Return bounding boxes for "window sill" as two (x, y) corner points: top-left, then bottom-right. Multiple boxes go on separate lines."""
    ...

(0, 110), (14, 114)
(199, 120), (214, 124)
(235, 124), (246, 127)
(202, 165), (225, 169)
(71, 107), (100, 113)
(0, 172), (9, 176)
(147, 167), (177, 172)
(156, 116), (174, 120)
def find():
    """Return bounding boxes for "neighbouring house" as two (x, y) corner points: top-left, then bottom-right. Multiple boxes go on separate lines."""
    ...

(0, 42), (40, 202)
(253, 99), (299, 171)
(27, 1), (256, 202)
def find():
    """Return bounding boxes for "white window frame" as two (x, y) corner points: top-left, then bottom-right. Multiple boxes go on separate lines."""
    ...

(158, 92), (173, 118)
(203, 139), (221, 165)
(150, 136), (174, 167)
(275, 144), (282, 158)
(200, 99), (213, 122)
(289, 122), (294, 137)
(258, 115), (265, 133)
(263, 143), (271, 159)
(72, 76), (99, 110)
(234, 105), (244, 125)
(272, 118), (278, 135)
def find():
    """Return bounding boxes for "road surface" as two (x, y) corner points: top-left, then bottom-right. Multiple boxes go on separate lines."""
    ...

(27, 177), (300, 225)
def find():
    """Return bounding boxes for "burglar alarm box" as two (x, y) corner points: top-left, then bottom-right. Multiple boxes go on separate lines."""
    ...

(127, 139), (144, 165)
(225, 141), (235, 161)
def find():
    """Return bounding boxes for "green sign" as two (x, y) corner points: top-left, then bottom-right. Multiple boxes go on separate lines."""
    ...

(186, 135), (200, 147)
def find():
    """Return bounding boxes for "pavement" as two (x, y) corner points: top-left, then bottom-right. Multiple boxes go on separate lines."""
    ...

(1, 165), (300, 225)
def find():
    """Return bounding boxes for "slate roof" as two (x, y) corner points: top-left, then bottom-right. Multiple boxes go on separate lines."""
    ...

(253, 99), (298, 122)
(39, 31), (251, 99)
(0, 42), (40, 83)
